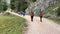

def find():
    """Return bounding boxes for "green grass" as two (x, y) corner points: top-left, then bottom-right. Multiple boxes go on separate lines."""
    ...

(0, 14), (26, 34)
(48, 18), (60, 24)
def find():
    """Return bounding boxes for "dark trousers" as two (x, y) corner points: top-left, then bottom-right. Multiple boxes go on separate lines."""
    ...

(31, 16), (33, 22)
(40, 16), (42, 22)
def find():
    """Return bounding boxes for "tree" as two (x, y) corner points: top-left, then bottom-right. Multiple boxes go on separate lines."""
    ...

(57, 7), (60, 16)
(17, 1), (28, 11)
(10, 0), (16, 10)
(0, 0), (8, 12)
(10, 0), (28, 12)
(2, 2), (8, 11)
(31, 0), (36, 2)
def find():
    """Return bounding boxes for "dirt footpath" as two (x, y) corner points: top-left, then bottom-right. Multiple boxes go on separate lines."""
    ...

(9, 12), (60, 34)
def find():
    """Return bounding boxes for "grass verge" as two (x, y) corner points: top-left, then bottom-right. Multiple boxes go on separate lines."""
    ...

(48, 18), (60, 24)
(0, 13), (26, 34)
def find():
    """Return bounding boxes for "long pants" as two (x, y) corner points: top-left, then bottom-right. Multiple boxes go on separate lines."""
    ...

(40, 16), (42, 22)
(31, 16), (33, 22)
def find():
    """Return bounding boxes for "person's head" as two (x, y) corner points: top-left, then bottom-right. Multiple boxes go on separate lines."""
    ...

(40, 11), (42, 13)
(31, 11), (33, 13)
(31, 11), (32, 13)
